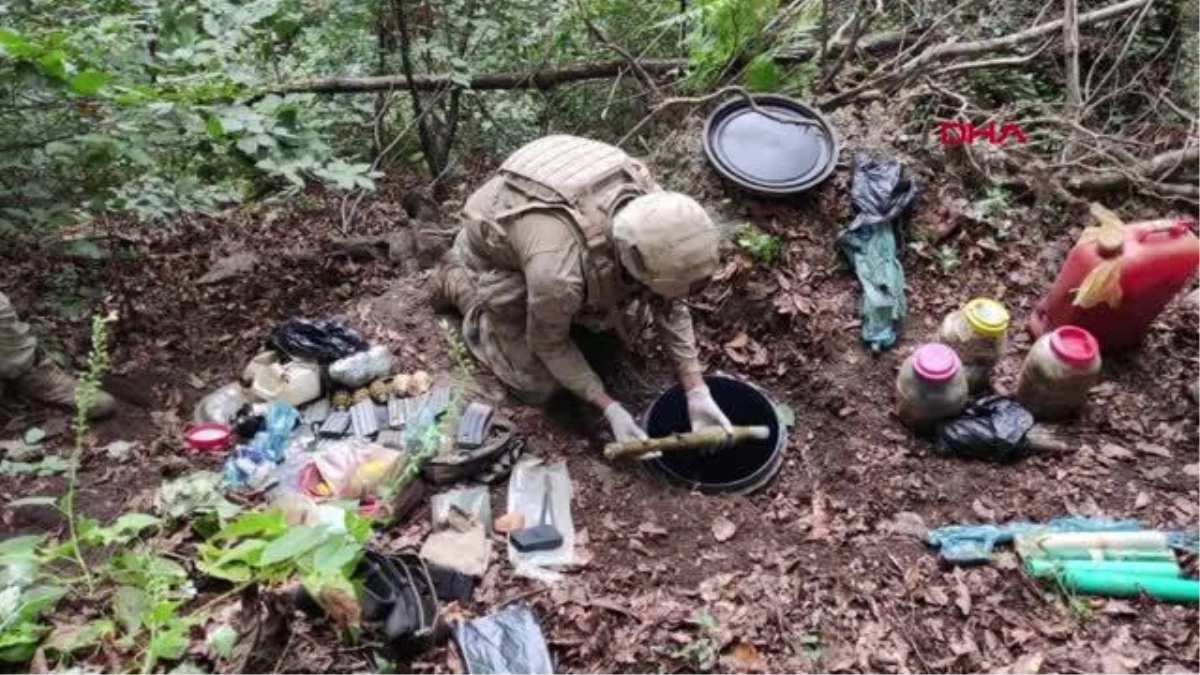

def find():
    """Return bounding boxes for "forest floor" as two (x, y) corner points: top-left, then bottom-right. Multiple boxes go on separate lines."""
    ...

(1, 103), (1197, 674)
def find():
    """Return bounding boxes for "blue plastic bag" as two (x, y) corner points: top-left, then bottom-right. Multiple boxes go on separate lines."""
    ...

(255, 402), (299, 461)
(225, 402), (299, 489)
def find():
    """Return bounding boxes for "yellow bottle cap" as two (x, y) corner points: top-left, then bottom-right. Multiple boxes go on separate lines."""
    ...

(964, 298), (1010, 337)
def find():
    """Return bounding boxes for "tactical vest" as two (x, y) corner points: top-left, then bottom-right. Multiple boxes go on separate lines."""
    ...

(465, 135), (660, 310)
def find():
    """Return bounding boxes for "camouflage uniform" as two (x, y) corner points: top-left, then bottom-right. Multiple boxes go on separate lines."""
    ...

(435, 136), (702, 404)
(0, 291), (116, 417)
(0, 292), (37, 380)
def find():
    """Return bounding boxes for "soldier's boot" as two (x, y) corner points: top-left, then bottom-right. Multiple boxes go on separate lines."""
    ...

(13, 354), (116, 419)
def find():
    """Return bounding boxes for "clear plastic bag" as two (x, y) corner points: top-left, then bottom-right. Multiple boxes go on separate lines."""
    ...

(194, 383), (248, 424)
(505, 460), (574, 582)
(329, 344), (394, 388)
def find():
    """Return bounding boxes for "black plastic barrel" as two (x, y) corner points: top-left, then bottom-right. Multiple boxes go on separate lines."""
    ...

(645, 375), (786, 495)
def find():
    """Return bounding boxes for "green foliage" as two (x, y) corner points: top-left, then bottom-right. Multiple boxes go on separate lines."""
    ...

(972, 182), (1010, 219)
(799, 630), (823, 660)
(744, 53), (781, 92)
(736, 224), (783, 265)
(0, 2), (379, 228)
(934, 244), (961, 273)
(0, 456), (72, 477)
(154, 471), (243, 536)
(197, 508), (368, 593)
(964, 68), (1059, 113)
(0, 584), (66, 662)
(671, 609), (720, 671)
(678, 0), (779, 89)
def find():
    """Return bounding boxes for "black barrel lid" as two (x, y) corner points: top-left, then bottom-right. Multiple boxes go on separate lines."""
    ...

(703, 95), (839, 196)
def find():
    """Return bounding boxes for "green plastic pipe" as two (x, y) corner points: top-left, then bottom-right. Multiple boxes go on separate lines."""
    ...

(1025, 559), (1181, 579)
(1060, 570), (1200, 604)
(1022, 547), (1176, 562)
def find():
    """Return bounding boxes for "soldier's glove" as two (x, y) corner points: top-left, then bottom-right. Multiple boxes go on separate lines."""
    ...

(686, 386), (733, 433)
(603, 402), (648, 444)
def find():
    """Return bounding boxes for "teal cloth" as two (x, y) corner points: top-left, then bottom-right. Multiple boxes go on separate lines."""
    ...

(836, 151), (917, 352)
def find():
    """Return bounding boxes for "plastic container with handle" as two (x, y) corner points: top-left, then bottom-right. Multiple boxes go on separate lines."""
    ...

(1028, 204), (1200, 352)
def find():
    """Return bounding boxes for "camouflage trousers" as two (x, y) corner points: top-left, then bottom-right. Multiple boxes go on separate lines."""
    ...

(0, 292), (36, 381)
(434, 229), (561, 404)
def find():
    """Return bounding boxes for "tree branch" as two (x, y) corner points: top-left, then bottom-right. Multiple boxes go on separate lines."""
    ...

(817, 0), (873, 91)
(617, 85), (820, 147)
(928, 40), (1052, 77)
(820, 0), (1150, 108)
(902, 0), (1148, 73)
(270, 59), (686, 95)
(579, 6), (662, 101)
(1066, 147), (1200, 192)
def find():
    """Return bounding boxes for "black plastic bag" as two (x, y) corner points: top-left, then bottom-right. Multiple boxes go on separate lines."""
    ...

(358, 552), (442, 660)
(935, 396), (1035, 463)
(455, 605), (553, 675)
(267, 318), (368, 363)
(427, 563), (476, 603)
(836, 152), (919, 352)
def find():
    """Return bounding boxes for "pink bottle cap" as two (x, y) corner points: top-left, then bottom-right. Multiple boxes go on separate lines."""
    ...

(1049, 326), (1099, 367)
(913, 343), (960, 382)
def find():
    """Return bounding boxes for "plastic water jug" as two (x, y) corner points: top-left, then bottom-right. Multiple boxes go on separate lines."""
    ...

(1017, 326), (1101, 420)
(1029, 206), (1199, 352)
(896, 343), (968, 435)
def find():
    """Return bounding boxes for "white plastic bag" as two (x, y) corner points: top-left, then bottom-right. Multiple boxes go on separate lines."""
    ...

(328, 344), (394, 388)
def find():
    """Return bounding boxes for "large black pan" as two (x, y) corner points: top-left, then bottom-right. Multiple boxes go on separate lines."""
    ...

(703, 94), (839, 196)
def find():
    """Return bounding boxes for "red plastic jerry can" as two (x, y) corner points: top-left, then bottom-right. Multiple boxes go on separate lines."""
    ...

(1028, 212), (1200, 352)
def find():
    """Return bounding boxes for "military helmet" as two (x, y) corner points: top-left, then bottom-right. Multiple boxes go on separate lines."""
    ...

(611, 192), (721, 299)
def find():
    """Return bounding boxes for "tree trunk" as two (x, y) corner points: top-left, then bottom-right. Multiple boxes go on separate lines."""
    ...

(392, 0), (444, 179)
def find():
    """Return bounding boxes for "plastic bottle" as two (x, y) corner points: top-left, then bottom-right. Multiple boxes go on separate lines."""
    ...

(1016, 326), (1101, 420)
(896, 343), (969, 435)
(1028, 209), (1200, 352)
(937, 297), (1010, 393)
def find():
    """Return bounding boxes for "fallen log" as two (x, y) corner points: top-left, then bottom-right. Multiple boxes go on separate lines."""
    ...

(1066, 147), (1200, 193)
(271, 59), (687, 95)
(775, 24), (934, 63)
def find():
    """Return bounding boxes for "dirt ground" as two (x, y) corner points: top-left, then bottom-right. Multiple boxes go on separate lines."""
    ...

(1, 109), (1197, 673)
